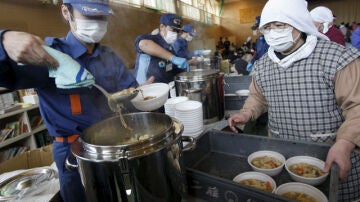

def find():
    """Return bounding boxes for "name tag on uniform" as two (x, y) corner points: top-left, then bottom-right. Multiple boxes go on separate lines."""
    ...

(166, 63), (173, 72)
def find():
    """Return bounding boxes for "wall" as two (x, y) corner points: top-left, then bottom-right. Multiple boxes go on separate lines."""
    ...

(222, 0), (360, 45)
(0, 0), (221, 68)
(221, 0), (267, 46)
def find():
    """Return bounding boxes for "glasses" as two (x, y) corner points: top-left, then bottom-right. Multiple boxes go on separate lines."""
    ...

(260, 23), (290, 34)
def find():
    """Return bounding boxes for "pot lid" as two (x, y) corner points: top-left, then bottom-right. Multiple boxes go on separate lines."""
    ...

(0, 168), (56, 201)
(175, 69), (220, 81)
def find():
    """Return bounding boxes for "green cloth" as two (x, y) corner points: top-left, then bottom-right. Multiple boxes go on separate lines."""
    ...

(44, 46), (95, 89)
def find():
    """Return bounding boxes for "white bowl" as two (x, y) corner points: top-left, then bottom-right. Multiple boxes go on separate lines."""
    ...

(175, 100), (202, 112)
(202, 50), (212, 55)
(165, 96), (189, 106)
(247, 150), (286, 176)
(233, 171), (276, 193)
(285, 156), (329, 186)
(275, 182), (328, 202)
(131, 83), (169, 111)
(236, 89), (249, 97)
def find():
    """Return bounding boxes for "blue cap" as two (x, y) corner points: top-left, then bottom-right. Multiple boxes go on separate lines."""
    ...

(254, 16), (260, 27)
(160, 13), (182, 30)
(251, 16), (260, 30)
(63, 0), (113, 16)
(182, 24), (196, 36)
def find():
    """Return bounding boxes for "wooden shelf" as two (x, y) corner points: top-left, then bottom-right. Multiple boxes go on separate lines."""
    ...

(0, 132), (33, 148)
(0, 104), (47, 157)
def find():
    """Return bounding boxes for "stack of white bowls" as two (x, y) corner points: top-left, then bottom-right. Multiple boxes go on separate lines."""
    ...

(164, 96), (189, 117)
(175, 100), (203, 137)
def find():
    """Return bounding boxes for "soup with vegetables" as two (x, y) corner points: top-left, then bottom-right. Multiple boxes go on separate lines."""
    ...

(281, 192), (319, 202)
(289, 163), (325, 178)
(238, 179), (273, 192)
(251, 156), (283, 169)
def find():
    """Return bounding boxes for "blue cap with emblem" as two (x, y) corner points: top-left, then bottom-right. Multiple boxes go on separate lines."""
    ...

(182, 24), (196, 36)
(62, 0), (113, 16)
(160, 13), (182, 30)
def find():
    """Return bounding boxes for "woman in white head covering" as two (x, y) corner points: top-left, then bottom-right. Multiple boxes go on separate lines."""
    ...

(310, 6), (346, 46)
(228, 0), (360, 201)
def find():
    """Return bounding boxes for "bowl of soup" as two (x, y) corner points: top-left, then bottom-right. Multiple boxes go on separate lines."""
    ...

(233, 171), (276, 193)
(247, 150), (286, 176)
(131, 83), (170, 111)
(285, 156), (329, 186)
(275, 182), (328, 202)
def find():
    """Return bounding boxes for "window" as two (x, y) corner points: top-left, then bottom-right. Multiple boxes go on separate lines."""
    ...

(110, 0), (220, 25)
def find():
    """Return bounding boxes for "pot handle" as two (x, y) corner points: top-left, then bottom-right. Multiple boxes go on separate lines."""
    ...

(65, 153), (78, 171)
(181, 136), (196, 152)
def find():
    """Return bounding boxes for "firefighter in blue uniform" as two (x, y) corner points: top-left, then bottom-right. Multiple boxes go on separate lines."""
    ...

(134, 13), (189, 84)
(0, 0), (140, 201)
(172, 24), (197, 59)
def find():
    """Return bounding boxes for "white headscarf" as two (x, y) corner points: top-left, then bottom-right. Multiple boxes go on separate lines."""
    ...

(310, 6), (334, 23)
(259, 0), (328, 40)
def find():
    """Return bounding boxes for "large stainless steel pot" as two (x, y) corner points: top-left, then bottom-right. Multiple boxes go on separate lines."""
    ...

(175, 69), (224, 124)
(66, 112), (195, 202)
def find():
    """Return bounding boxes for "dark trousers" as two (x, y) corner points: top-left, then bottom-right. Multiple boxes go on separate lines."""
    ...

(53, 141), (86, 202)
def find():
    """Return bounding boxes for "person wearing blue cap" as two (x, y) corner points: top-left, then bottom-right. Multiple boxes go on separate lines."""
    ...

(0, 0), (144, 201)
(246, 16), (269, 73)
(134, 13), (189, 84)
(172, 24), (210, 62)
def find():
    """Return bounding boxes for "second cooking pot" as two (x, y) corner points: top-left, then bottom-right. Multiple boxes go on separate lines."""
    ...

(175, 69), (224, 124)
(66, 112), (195, 202)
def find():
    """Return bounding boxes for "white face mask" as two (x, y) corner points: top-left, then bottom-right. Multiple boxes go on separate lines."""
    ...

(185, 35), (193, 42)
(164, 30), (178, 44)
(264, 27), (298, 52)
(74, 18), (108, 43)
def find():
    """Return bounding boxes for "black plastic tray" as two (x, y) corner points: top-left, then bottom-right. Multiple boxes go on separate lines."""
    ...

(184, 130), (339, 202)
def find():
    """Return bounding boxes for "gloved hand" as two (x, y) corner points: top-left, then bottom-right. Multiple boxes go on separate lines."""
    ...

(171, 56), (189, 72)
(246, 63), (253, 72)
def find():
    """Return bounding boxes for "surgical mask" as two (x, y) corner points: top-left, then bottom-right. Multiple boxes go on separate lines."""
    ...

(164, 30), (178, 44)
(264, 27), (298, 52)
(185, 35), (193, 42)
(74, 18), (108, 43)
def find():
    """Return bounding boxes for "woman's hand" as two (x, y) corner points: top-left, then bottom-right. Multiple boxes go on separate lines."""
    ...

(323, 139), (355, 182)
(228, 111), (251, 133)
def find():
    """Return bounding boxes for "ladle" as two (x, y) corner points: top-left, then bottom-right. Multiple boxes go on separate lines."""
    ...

(92, 83), (139, 111)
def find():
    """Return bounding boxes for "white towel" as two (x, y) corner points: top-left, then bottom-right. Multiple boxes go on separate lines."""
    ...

(43, 46), (95, 89)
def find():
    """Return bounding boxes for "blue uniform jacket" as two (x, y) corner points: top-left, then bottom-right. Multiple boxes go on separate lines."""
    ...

(0, 30), (138, 138)
(134, 33), (184, 84)
(250, 35), (269, 64)
(172, 37), (194, 59)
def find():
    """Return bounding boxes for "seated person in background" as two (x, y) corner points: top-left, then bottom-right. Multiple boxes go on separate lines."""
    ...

(310, 6), (345, 46)
(134, 13), (189, 84)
